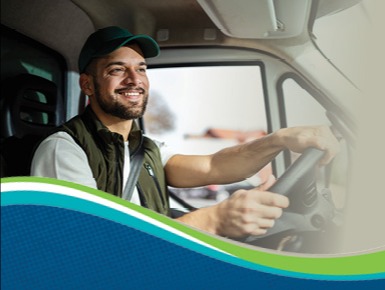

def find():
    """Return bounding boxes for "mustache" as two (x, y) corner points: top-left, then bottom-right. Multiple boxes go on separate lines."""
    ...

(115, 86), (145, 94)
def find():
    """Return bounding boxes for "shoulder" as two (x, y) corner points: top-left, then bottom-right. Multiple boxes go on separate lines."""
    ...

(40, 131), (77, 144)
(143, 135), (176, 166)
(36, 131), (84, 154)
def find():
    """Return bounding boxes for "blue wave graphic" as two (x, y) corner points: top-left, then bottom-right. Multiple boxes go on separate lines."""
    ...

(1, 190), (282, 274)
(2, 189), (385, 289)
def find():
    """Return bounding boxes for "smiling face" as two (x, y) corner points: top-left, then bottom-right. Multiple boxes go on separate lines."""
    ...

(81, 44), (150, 122)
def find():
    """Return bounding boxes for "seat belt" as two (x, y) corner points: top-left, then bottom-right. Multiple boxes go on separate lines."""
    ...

(122, 143), (144, 201)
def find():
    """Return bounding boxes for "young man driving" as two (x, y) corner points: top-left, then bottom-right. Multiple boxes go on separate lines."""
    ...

(31, 26), (340, 238)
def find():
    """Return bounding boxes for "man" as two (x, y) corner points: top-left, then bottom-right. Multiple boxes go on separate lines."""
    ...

(31, 26), (340, 239)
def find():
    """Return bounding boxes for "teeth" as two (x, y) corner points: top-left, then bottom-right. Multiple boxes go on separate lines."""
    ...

(124, 92), (139, 96)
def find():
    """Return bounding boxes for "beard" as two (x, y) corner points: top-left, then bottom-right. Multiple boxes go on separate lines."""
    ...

(94, 81), (148, 120)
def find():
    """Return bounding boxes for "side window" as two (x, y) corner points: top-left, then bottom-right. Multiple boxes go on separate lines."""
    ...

(280, 77), (349, 209)
(145, 65), (270, 207)
(1, 25), (66, 123)
(283, 78), (330, 127)
(1, 26), (65, 85)
(1, 25), (67, 178)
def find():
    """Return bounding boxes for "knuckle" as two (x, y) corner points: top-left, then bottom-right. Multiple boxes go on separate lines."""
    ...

(239, 224), (256, 236)
(232, 189), (249, 200)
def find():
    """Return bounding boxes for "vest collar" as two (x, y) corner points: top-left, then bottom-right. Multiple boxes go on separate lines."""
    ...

(128, 122), (144, 157)
(83, 106), (144, 156)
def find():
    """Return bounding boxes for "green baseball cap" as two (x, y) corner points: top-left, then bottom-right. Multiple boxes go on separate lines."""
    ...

(78, 26), (160, 73)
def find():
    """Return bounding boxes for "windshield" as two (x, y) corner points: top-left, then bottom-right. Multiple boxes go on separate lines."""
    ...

(312, 0), (381, 91)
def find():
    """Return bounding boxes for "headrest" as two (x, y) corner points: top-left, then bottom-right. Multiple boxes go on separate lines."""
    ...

(1, 74), (64, 139)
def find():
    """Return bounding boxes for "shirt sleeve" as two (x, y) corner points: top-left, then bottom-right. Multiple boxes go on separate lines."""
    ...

(30, 131), (98, 189)
(151, 139), (176, 166)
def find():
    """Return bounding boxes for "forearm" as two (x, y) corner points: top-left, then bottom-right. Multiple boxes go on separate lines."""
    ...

(165, 131), (284, 188)
(208, 132), (283, 183)
(176, 205), (220, 235)
(193, 125), (339, 184)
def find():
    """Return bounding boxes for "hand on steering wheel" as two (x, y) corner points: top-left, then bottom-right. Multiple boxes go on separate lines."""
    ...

(243, 147), (340, 248)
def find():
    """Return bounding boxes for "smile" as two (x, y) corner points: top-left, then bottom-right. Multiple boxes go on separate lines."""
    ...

(123, 92), (140, 96)
(116, 87), (144, 97)
(116, 89), (143, 103)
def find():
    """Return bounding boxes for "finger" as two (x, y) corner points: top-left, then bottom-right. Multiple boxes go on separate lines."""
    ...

(319, 152), (334, 166)
(257, 217), (276, 229)
(254, 204), (284, 219)
(252, 190), (289, 208)
(257, 174), (276, 191)
(265, 174), (276, 187)
(247, 219), (276, 236)
(249, 228), (267, 236)
(320, 141), (340, 165)
(315, 127), (340, 165)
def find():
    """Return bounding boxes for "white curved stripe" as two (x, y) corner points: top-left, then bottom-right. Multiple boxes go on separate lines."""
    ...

(2, 181), (231, 256)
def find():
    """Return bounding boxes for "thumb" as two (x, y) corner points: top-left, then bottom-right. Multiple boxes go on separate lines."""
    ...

(258, 174), (276, 191)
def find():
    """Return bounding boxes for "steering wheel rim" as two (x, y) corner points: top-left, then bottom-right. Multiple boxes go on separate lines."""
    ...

(243, 147), (337, 246)
(268, 147), (325, 197)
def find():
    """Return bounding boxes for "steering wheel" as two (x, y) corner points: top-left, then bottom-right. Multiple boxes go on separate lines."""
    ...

(243, 147), (342, 252)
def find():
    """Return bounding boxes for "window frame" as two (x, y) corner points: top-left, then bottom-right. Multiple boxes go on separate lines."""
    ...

(276, 71), (356, 168)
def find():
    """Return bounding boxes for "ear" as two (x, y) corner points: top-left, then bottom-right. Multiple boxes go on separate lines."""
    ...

(79, 73), (94, 96)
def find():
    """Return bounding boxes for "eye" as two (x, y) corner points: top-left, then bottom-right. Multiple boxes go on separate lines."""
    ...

(109, 67), (125, 75)
(137, 67), (147, 73)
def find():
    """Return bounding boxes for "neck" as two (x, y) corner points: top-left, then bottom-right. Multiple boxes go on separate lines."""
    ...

(91, 104), (133, 141)
(104, 118), (133, 141)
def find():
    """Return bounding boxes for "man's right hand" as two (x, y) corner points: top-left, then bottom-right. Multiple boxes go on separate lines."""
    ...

(212, 187), (289, 238)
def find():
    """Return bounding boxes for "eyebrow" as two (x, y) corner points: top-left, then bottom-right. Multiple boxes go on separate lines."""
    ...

(104, 61), (147, 69)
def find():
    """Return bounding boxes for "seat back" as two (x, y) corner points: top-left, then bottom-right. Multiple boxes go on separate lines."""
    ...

(0, 74), (64, 177)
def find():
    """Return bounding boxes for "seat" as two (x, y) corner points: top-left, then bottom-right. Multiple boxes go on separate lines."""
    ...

(0, 74), (64, 177)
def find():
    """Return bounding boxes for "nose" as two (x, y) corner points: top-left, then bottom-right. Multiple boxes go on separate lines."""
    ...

(123, 69), (142, 86)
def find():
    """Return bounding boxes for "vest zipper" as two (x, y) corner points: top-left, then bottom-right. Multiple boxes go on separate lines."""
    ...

(136, 184), (148, 208)
(144, 162), (167, 207)
(115, 142), (122, 197)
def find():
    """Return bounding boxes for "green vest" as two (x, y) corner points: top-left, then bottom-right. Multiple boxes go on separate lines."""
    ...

(59, 107), (170, 216)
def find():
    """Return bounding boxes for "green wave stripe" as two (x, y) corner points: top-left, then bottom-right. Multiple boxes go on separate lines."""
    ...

(2, 176), (385, 277)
